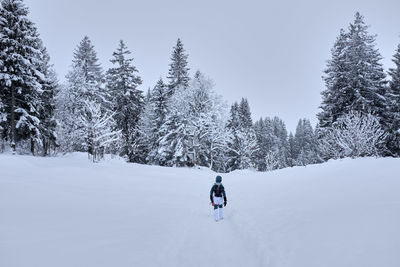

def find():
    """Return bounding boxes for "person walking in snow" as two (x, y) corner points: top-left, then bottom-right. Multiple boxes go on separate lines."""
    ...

(210, 175), (227, 221)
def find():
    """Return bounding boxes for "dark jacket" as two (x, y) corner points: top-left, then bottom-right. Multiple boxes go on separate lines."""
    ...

(210, 183), (227, 203)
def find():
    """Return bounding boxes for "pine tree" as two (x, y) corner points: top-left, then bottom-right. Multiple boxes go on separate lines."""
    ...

(157, 111), (186, 167)
(57, 36), (107, 153)
(145, 78), (169, 164)
(73, 36), (108, 105)
(261, 117), (281, 171)
(106, 40), (143, 160)
(239, 98), (253, 128)
(272, 117), (290, 169)
(73, 36), (103, 84)
(209, 121), (232, 172)
(253, 116), (292, 171)
(151, 78), (169, 129)
(226, 99), (258, 171)
(387, 42), (400, 155)
(0, 0), (45, 154)
(346, 13), (387, 122)
(226, 103), (241, 170)
(156, 71), (230, 169)
(254, 118), (268, 171)
(56, 65), (86, 152)
(318, 29), (350, 128)
(318, 13), (388, 132)
(36, 43), (58, 156)
(136, 90), (157, 163)
(0, 97), (6, 149)
(167, 38), (190, 96)
(293, 119), (321, 166)
(288, 132), (296, 167)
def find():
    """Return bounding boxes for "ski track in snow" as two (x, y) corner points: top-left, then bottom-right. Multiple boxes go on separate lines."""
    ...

(1, 153), (400, 267)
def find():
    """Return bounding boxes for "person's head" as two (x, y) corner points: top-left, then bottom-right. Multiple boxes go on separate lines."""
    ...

(215, 175), (222, 183)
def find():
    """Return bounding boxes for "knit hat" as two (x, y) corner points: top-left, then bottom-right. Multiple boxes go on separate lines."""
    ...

(216, 175), (222, 183)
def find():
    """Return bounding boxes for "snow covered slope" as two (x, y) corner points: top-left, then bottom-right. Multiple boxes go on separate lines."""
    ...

(1, 154), (399, 267)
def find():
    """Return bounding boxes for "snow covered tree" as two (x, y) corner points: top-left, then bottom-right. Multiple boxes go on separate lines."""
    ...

(254, 118), (269, 171)
(287, 132), (296, 167)
(106, 40), (143, 161)
(239, 98), (253, 128)
(226, 99), (258, 171)
(156, 111), (183, 166)
(209, 120), (232, 172)
(319, 111), (387, 159)
(293, 119), (321, 166)
(135, 90), (157, 163)
(387, 42), (400, 155)
(57, 36), (107, 153)
(148, 79), (169, 130)
(142, 78), (168, 164)
(79, 100), (120, 162)
(167, 38), (190, 96)
(318, 29), (350, 128)
(271, 117), (290, 169)
(253, 116), (291, 171)
(56, 66), (86, 152)
(36, 44), (58, 156)
(0, 0), (46, 154)
(156, 71), (230, 169)
(318, 13), (388, 132)
(73, 36), (103, 84)
(187, 71), (230, 168)
(0, 98), (6, 151)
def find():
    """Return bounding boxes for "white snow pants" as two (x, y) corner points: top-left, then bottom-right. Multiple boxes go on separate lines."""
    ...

(213, 197), (224, 221)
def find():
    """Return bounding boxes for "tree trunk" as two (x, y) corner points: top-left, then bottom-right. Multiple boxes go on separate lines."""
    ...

(43, 138), (48, 156)
(10, 85), (16, 154)
(31, 138), (35, 156)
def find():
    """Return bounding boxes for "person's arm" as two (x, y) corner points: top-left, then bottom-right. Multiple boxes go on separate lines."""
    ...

(210, 185), (214, 203)
(222, 185), (227, 206)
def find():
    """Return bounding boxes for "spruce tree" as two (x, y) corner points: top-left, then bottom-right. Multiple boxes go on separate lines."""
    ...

(0, 0), (45, 154)
(145, 78), (169, 164)
(294, 119), (321, 166)
(387, 42), (400, 155)
(136, 90), (157, 163)
(106, 40), (143, 160)
(318, 29), (350, 128)
(37, 44), (58, 156)
(253, 116), (292, 171)
(57, 36), (107, 153)
(346, 13), (387, 121)
(151, 78), (169, 129)
(318, 13), (388, 130)
(254, 118), (268, 171)
(226, 100), (258, 171)
(156, 71), (230, 169)
(272, 117), (290, 168)
(73, 36), (103, 84)
(288, 132), (296, 167)
(167, 38), (190, 96)
(239, 98), (253, 128)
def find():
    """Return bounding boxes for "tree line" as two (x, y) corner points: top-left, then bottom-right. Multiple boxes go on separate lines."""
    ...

(1, 1), (399, 172)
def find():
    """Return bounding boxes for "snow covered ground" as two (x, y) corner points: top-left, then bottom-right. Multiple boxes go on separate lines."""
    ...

(1, 153), (400, 267)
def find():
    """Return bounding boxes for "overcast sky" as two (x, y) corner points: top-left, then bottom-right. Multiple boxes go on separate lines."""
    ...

(24, 0), (400, 132)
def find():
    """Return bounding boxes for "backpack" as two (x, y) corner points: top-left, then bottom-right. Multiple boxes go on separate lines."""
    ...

(213, 184), (224, 197)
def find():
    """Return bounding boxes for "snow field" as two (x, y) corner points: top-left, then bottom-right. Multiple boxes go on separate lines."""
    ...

(1, 154), (400, 267)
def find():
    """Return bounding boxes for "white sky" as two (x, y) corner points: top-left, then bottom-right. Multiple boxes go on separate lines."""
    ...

(24, 0), (400, 132)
